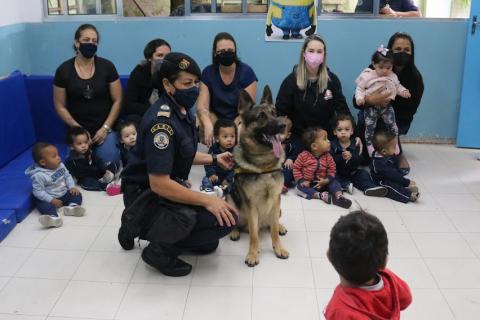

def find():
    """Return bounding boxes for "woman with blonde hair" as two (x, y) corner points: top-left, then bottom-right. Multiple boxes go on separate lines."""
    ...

(276, 35), (358, 150)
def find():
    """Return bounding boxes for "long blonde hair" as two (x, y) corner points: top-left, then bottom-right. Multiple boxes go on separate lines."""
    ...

(296, 35), (329, 98)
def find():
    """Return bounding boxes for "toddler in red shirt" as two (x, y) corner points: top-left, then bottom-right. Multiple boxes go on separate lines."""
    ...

(325, 210), (412, 319)
(293, 127), (351, 208)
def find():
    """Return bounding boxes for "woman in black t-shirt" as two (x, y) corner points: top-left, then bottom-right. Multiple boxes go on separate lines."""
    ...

(123, 38), (171, 126)
(53, 24), (122, 163)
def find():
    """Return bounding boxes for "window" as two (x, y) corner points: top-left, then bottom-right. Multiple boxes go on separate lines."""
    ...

(321, 0), (362, 14)
(45, 0), (471, 17)
(46, 0), (117, 16)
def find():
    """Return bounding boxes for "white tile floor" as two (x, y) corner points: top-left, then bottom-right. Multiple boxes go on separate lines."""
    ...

(0, 144), (479, 320)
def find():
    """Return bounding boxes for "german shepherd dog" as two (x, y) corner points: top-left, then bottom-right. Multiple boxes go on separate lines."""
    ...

(227, 86), (289, 267)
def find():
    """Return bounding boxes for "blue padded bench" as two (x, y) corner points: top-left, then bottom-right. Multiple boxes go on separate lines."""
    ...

(0, 72), (128, 230)
(0, 210), (17, 242)
(0, 71), (37, 222)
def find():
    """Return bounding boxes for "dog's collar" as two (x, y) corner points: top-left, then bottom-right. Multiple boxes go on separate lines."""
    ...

(234, 167), (281, 175)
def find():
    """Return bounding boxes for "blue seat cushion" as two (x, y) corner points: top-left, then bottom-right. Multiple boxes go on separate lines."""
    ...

(0, 210), (17, 242)
(0, 71), (36, 168)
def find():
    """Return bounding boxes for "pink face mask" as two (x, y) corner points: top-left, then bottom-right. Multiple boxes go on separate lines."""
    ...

(304, 52), (324, 69)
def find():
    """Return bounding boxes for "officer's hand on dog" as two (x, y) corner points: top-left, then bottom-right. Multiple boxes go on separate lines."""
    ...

(205, 197), (238, 227)
(217, 152), (235, 169)
(284, 159), (294, 169)
(209, 175), (219, 183)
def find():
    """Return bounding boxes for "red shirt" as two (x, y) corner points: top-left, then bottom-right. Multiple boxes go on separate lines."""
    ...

(325, 269), (412, 320)
(293, 151), (336, 182)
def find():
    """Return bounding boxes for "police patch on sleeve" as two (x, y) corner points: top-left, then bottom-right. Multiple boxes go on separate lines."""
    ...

(154, 132), (170, 149)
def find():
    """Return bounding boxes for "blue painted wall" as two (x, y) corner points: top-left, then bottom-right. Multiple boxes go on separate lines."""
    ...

(1, 18), (469, 139)
(0, 24), (30, 76)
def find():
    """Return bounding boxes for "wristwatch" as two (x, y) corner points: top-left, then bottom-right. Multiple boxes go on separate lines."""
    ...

(212, 154), (218, 166)
(102, 124), (112, 133)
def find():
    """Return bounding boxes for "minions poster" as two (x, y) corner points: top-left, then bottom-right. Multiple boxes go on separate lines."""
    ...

(265, 0), (317, 42)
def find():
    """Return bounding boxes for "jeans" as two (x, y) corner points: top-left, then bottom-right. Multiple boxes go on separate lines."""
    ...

(93, 131), (120, 164)
(35, 191), (82, 216)
(296, 178), (342, 200)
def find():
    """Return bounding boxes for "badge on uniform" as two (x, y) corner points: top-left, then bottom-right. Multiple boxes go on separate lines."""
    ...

(157, 104), (171, 118)
(154, 132), (170, 149)
(324, 89), (333, 100)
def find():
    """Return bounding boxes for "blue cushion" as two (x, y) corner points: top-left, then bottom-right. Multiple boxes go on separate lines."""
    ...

(0, 71), (36, 168)
(0, 210), (17, 242)
(24, 75), (67, 144)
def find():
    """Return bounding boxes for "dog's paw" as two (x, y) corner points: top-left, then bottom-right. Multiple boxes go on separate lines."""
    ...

(229, 230), (240, 241)
(273, 246), (289, 260)
(245, 251), (260, 267)
(279, 223), (288, 236)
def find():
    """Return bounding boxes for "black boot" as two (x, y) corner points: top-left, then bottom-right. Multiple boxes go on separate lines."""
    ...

(141, 243), (192, 277)
(118, 223), (135, 250)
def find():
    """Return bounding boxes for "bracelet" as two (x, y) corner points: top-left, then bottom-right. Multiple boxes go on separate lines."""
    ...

(211, 154), (217, 166)
(102, 124), (112, 133)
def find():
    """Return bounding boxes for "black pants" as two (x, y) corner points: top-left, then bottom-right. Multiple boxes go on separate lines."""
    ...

(121, 180), (234, 255)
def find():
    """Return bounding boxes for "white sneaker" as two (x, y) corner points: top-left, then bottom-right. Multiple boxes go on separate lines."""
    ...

(213, 186), (224, 198)
(38, 215), (63, 228)
(200, 186), (223, 198)
(346, 183), (354, 195)
(99, 171), (115, 184)
(63, 205), (86, 217)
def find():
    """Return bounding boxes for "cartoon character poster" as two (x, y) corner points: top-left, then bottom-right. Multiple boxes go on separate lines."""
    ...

(265, 0), (317, 41)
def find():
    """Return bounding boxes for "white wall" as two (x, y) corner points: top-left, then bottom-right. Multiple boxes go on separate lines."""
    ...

(0, 0), (42, 27)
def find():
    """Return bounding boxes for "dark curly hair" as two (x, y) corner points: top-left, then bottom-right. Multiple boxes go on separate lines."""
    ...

(328, 210), (388, 285)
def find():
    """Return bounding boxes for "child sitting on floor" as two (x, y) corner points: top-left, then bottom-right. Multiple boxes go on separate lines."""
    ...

(293, 127), (352, 209)
(201, 119), (237, 194)
(325, 210), (412, 319)
(65, 126), (116, 191)
(330, 114), (387, 197)
(369, 131), (419, 203)
(117, 121), (137, 167)
(25, 142), (85, 228)
(278, 116), (302, 194)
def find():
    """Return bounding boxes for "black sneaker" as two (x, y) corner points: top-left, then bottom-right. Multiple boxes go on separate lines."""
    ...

(141, 244), (192, 277)
(332, 195), (352, 209)
(364, 186), (388, 197)
(118, 224), (135, 250)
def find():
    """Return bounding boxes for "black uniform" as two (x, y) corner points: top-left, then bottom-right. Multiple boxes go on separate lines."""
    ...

(120, 93), (233, 260)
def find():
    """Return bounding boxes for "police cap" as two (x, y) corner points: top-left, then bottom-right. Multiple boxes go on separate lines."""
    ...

(154, 52), (201, 86)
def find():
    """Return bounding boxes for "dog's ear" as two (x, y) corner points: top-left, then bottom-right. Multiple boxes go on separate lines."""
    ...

(238, 89), (255, 116)
(260, 85), (273, 105)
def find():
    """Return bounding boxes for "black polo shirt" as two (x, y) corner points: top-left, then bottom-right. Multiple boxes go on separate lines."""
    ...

(121, 94), (197, 185)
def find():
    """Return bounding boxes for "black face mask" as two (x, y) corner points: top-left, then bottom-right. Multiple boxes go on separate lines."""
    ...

(393, 52), (412, 67)
(173, 86), (199, 109)
(214, 51), (237, 66)
(79, 43), (97, 59)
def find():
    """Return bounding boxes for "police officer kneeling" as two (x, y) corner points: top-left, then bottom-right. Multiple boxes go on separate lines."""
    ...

(118, 52), (238, 277)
